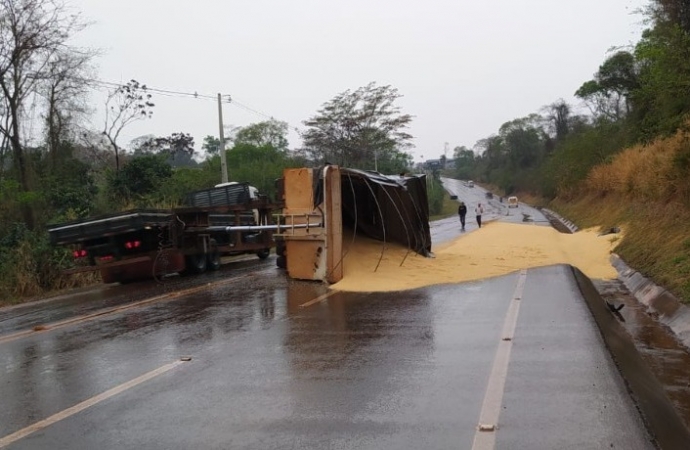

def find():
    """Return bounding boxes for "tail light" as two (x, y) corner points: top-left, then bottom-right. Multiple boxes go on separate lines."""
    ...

(124, 240), (141, 249)
(73, 249), (88, 258)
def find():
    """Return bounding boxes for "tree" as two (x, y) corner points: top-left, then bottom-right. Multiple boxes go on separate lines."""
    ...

(107, 154), (172, 203)
(452, 145), (475, 180)
(544, 99), (571, 142)
(302, 82), (414, 171)
(135, 132), (195, 158)
(234, 119), (289, 151)
(224, 143), (298, 199)
(202, 135), (221, 156)
(0, 0), (88, 228)
(42, 49), (94, 169)
(633, 21), (690, 138)
(650, 0), (690, 33)
(102, 79), (154, 171)
(575, 51), (639, 121)
(133, 132), (196, 167)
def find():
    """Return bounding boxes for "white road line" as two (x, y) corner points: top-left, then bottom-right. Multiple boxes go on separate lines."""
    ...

(0, 360), (187, 448)
(471, 269), (528, 450)
(299, 291), (336, 308)
(0, 269), (273, 346)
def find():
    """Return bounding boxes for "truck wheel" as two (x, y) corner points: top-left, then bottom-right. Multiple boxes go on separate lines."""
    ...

(257, 249), (270, 260)
(100, 268), (119, 284)
(276, 255), (287, 269)
(183, 253), (207, 274)
(207, 239), (221, 271)
(276, 240), (286, 257)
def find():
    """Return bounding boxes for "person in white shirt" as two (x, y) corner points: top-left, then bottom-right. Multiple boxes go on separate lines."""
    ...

(475, 203), (484, 228)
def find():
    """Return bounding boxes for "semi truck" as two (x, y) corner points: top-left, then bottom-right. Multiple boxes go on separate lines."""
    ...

(48, 182), (282, 284)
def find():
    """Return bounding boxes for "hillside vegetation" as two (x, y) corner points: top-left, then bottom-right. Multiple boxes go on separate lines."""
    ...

(440, 0), (690, 303)
(551, 128), (690, 302)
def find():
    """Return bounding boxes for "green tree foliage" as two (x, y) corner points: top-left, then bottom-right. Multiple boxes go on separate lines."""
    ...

(634, 25), (690, 139)
(234, 119), (289, 152)
(202, 135), (221, 155)
(106, 154), (172, 205)
(426, 174), (445, 216)
(576, 51), (639, 121)
(133, 132), (197, 167)
(302, 82), (414, 173)
(36, 150), (97, 220)
(452, 146), (476, 180)
(0, 0), (91, 229)
(223, 143), (298, 200)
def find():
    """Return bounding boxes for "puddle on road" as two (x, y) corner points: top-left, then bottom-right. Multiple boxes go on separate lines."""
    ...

(596, 279), (690, 430)
(331, 221), (620, 292)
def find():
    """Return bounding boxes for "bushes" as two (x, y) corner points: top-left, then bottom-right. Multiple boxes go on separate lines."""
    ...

(427, 175), (445, 216)
(0, 224), (96, 304)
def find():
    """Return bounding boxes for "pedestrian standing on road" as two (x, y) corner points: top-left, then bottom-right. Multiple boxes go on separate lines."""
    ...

(458, 201), (467, 231)
(475, 203), (484, 228)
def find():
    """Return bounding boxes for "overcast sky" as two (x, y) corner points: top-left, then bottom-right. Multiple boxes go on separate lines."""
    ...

(69, 0), (646, 161)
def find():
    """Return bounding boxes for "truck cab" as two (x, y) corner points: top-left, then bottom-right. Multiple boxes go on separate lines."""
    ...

(215, 182), (259, 200)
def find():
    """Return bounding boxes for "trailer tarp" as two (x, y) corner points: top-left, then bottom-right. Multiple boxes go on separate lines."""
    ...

(337, 168), (432, 256)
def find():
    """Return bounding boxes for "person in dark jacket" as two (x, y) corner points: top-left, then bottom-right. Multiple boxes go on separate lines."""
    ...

(458, 201), (468, 231)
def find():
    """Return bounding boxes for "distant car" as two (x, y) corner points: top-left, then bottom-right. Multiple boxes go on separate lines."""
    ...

(508, 196), (519, 208)
(467, 180), (474, 188)
(485, 192), (493, 199)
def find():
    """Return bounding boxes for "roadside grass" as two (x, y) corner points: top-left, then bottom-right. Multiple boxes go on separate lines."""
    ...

(551, 193), (690, 304)
(430, 190), (460, 221)
(0, 238), (100, 308)
(550, 127), (690, 304)
(586, 131), (690, 204)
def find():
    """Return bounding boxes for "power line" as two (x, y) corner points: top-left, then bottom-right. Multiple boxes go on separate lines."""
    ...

(62, 75), (305, 135)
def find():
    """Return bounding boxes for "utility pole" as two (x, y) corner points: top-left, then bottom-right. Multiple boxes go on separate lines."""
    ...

(218, 93), (228, 183)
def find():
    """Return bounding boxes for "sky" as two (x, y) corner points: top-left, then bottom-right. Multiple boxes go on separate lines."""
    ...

(68, 0), (647, 162)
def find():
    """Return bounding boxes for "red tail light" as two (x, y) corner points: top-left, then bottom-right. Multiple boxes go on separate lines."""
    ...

(125, 240), (141, 250)
(73, 249), (88, 258)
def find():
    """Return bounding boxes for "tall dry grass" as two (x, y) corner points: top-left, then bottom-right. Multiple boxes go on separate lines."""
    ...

(551, 127), (690, 303)
(585, 129), (690, 204)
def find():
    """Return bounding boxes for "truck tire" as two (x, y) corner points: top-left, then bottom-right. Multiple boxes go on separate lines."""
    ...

(257, 248), (270, 260)
(275, 240), (286, 269)
(183, 253), (207, 274)
(207, 239), (221, 271)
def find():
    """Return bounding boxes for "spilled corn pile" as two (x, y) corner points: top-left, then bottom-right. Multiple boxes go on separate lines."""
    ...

(331, 222), (620, 292)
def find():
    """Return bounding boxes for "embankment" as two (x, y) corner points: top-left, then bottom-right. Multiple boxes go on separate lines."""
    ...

(549, 129), (690, 305)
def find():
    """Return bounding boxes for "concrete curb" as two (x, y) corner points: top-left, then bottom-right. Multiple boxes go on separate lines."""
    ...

(544, 206), (690, 350)
(611, 254), (690, 350)
(571, 265), (690, 449)
(540, 208), (579, 233)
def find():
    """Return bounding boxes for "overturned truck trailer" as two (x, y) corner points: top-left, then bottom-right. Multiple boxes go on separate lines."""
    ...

(277, 165), (431, 283)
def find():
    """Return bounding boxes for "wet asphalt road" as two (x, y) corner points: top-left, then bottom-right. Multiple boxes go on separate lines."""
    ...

(439, 177), (550, 229)
(0, 266), (654, 449)
(0, 179), (676, 449)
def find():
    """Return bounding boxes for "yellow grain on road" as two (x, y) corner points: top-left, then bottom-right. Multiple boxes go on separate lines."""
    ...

(331, 222), (620, 292)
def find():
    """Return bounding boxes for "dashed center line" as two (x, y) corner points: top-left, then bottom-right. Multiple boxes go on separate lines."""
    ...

(472, 269), (528, 450)
(299, 291), (336, 308)
(0, 269), (273, 345)
(0, 359), (188, 448)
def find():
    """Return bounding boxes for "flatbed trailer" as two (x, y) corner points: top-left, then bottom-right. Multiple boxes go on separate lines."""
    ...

(48, 183), (283, 283)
